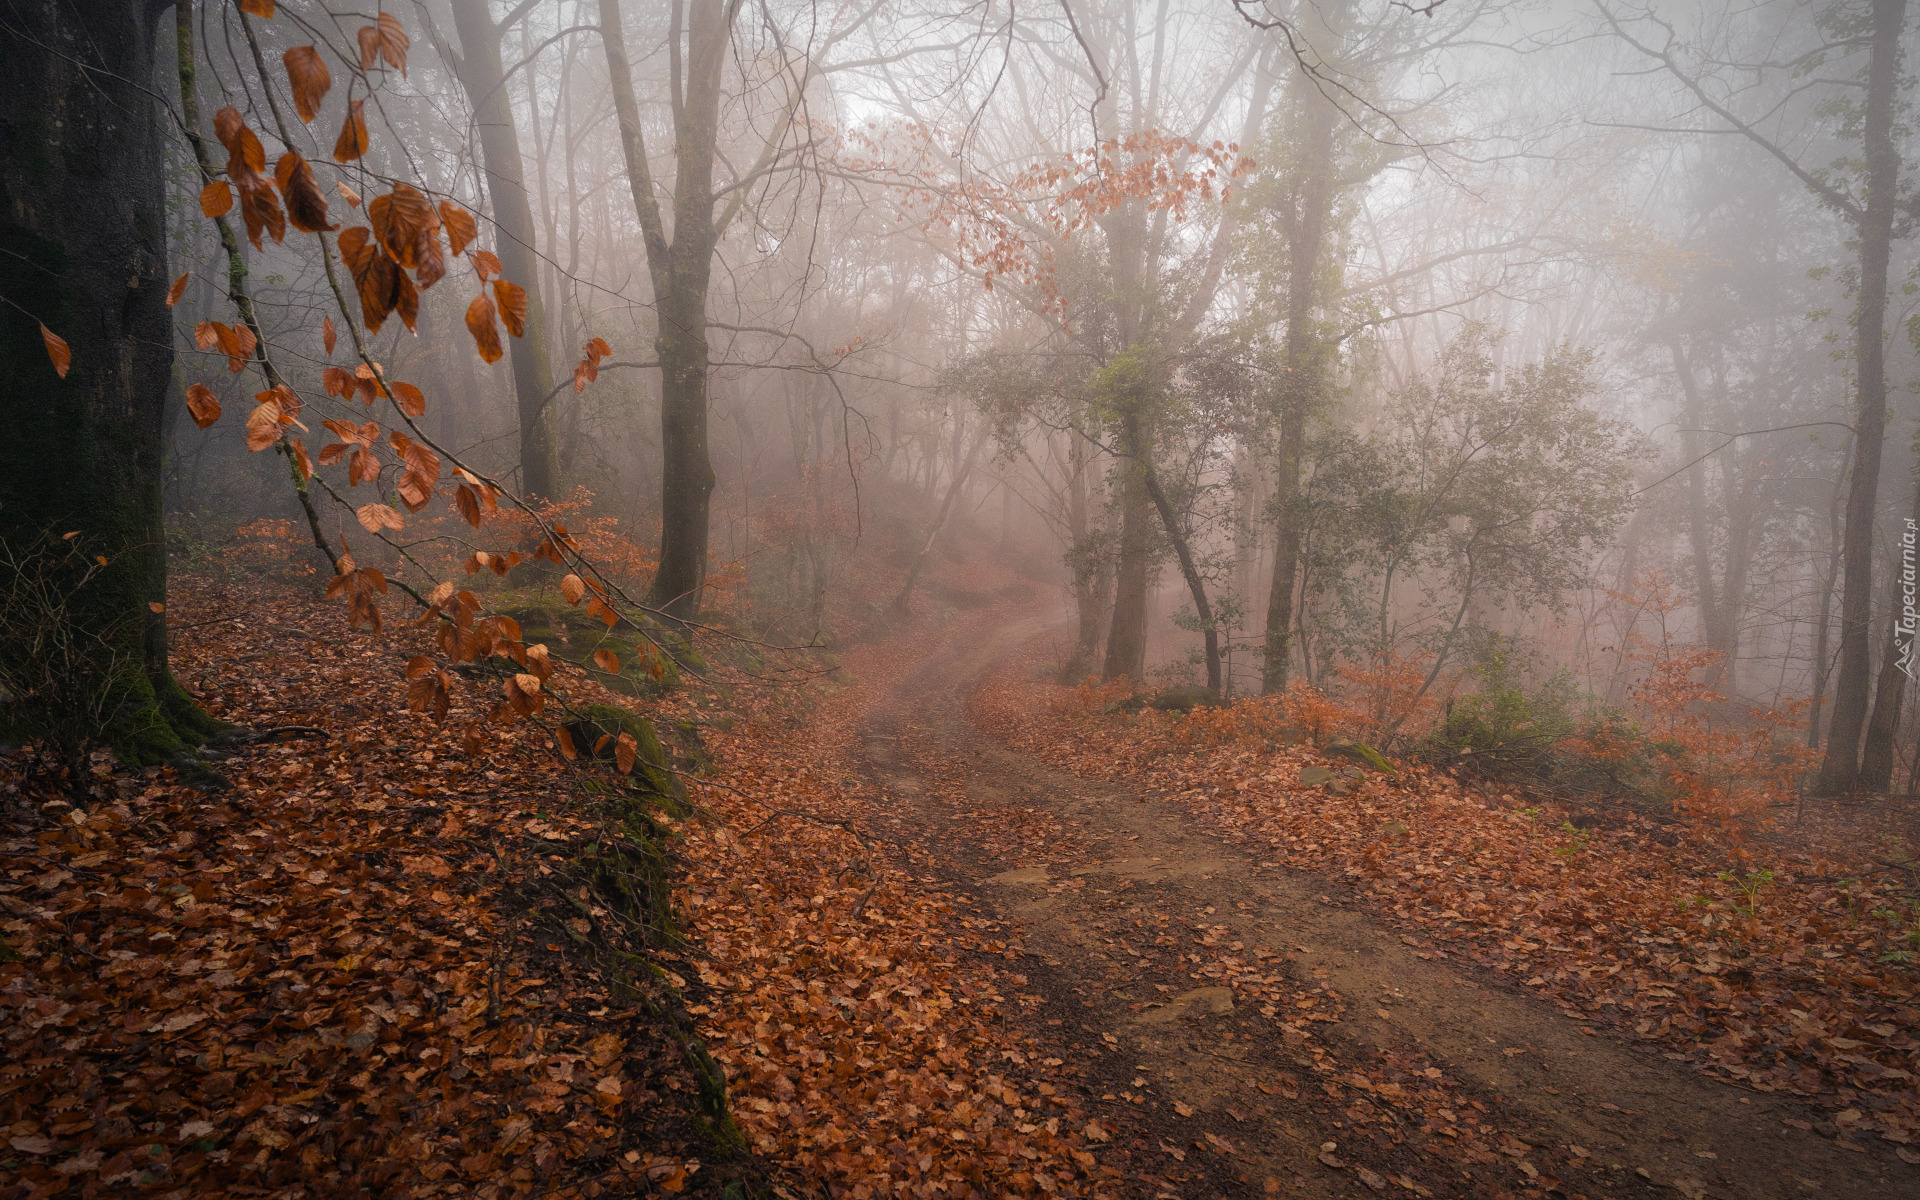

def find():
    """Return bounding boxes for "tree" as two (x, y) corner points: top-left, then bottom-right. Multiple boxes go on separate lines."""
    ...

(445, 0), (562, 499)
(1600, 0), (1910, 793)
(0, 0), (224, 764)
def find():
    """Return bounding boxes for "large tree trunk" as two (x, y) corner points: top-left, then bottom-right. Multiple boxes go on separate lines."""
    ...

(1861, 472), (1920, 789)
(1816, 0), (1905, 794)
(0, 0), (220, 763)
(600, 0), (730, 623)
(449, 0), (559, 499)
(1260, 76), (1338, 693)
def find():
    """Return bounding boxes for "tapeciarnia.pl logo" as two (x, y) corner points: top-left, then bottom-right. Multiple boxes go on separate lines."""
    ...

(1900, 517), (1917, 681)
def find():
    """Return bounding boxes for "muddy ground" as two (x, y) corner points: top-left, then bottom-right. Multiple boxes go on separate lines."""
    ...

(850, 616), (1907, 1199)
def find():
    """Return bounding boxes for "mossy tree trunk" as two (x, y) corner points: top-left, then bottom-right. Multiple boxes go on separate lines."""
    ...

(0, 0), (222, 762)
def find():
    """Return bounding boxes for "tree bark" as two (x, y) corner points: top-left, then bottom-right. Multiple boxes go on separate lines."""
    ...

(1817, 0), (1906, 793)
(449, 0), (559, 499)
(1103, 406), (1153, 683)
(600, 0), (733, 623)
(0, 0), (221, 761)
(1142, 461), (1222, 691)
(1861, 473), (1920, 789)
(1260, 74), (1338, 693)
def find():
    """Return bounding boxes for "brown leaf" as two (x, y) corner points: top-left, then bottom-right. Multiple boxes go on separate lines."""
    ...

(200, 180), (234, 218)
(40, 324), (69, 378)
(291, 437), (312, 481)
(239, 180), (285, 249)
(560, 574), (586, 605)
(390, 381), (426, 418)
(274, 151), (335, 233)
(213, 107), (266, 188)
(465, 294), (503, 364)
(246, 398), (283, 451)
(166, 272), (189, 308)
(556, 726), (578, 760)
(238, 0), (275, 15)
(455, 484), (482, 527)
(358, 14), (409, 74)
(493, 279), (527, 338)
(394, 270), (419, 332)
(338, 180), (362, 207)
(185, 382), (222, 429)
(323, 315), (337, 356)
(356, 503), (404, 533)
(593, 648), (621, 674)
(472, 249), (502, 280)
(282, 45), (331, 122)
(439, 201), (477, 256)
(369, 183), (437, 269)
(615, 733), (637, 775)
(333, 98), (369, 162)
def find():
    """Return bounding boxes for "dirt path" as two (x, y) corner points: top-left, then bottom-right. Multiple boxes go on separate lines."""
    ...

(853, 615), (1906, 1199)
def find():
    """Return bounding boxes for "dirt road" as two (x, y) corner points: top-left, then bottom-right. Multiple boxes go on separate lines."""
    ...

(853, 615), (1906, 1199)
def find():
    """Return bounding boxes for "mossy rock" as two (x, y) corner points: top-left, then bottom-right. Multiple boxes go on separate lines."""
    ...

(1328, 739), (1397, 775)
(1146, 685), (1222, 712)
(563, 705), (688, 813)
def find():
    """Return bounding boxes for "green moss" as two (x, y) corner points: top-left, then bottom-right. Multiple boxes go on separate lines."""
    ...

(563, 704), (688, 814)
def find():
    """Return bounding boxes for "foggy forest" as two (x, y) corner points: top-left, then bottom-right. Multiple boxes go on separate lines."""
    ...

(4, 0), (1920, 1195)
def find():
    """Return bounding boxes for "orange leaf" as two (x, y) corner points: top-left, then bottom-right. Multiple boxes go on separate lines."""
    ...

(358, 14), (409, 75)
(185, 382), (222, 429)
(274, 151), (335, 233)
(472, 249), (502, 280)
(165, 272), (189, 308)
(149, 601), (165, 613)
(245, 399), (283, 451)
(560, 574), (586, 605)
(493, 279), (527, 337)
(238, 0), (274, 15)
(200, 180), (233, 218)
(338, 180), (362, 207)
(356, 502), (403, 533)
(322, 315), (337, 356)
(556, 726), (578, 760)
(615, 733), (637, 776)
(593, 648), (620, 674)
(40, 325), (69, 378)
(390, 381), (426, 418)
(291, 437), (313, 482)
(282, 45), (331, 123)
(333, 98), (369, 162)
(465, 294), (503, 364)
(455, 484), (482, 527)
(439, 201), (477, 256)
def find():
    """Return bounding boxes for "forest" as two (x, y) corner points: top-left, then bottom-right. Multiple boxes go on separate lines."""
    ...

(2, 0), (1919, 1196)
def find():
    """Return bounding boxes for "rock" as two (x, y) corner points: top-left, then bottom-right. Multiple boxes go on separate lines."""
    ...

(1146, 685), (1222, 712)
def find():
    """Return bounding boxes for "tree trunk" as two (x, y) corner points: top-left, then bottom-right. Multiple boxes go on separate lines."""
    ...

(0, 0), (221, 762)
(600, 0), (731, 623)
(1063, 427), (1107, 678)
(1861, 473), (1920, 789)
(1261, 77), (1338, 693)
(1816, 0), (1905, 794)
(1670, 338), (1731, 685)
(1103, 407), (1152, 683)
(449, 0), (558, 499)
(1142, 462), (1222, 691)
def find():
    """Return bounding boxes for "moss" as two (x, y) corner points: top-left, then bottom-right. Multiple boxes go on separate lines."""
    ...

(1328, 739), (1397, 775)
(563, 704), (688, 814)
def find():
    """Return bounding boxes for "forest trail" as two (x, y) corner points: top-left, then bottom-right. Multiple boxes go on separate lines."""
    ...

(853, 613), (1903, 1200)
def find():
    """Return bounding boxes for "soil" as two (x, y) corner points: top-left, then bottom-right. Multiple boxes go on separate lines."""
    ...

(852, 613), (1911, 1199)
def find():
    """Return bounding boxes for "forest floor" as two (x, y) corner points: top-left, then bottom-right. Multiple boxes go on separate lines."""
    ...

(3, 558), (1918, 1199)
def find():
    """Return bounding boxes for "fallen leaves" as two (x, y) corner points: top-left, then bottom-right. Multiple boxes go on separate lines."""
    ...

(979, 665), (1920, 1154)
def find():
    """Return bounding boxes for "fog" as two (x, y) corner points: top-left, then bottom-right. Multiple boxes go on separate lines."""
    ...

(163, 0), (1920, 791)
